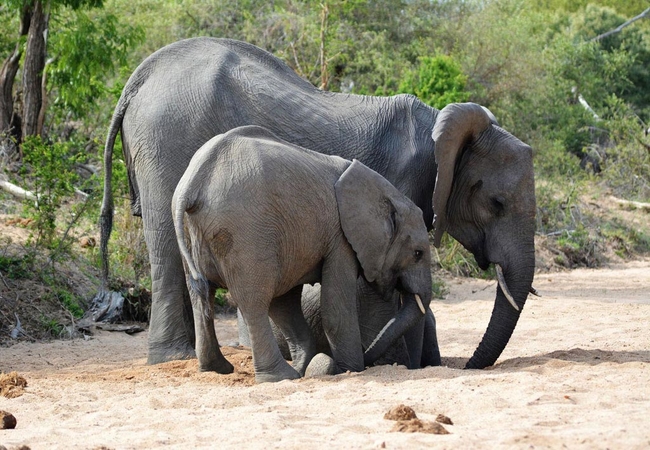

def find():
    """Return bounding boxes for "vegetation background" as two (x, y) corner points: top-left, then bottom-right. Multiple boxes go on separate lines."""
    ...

(0, 0), (649, 339)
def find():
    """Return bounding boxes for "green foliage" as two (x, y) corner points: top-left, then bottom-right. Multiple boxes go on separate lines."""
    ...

(20, 137), (80, 247)
(47, 288), (85, 318)
(433, 234), (495, 279)
(48, 8), (144, 119)
(599, 96), (650, 200)
(600, 220), (650, 258)
(215, 288), (229, 307)
(553, 224), (603, 267)
(396, 55), (470, 109)
(431, 279), (448, 300)
(535, 178), (587, 236)
(40, 317), (65, 336)
(533, 0), (649, 17)
(0, 253), (34, 279)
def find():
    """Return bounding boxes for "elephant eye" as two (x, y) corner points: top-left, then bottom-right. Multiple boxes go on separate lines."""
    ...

(414, 250), (424, 261)
(491, 195), (506, 214)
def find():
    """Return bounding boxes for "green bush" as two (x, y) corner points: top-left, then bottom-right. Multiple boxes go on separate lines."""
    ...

(396, 55), (470, 109)
(20, 137), (81, 248)
(433, 233), (494, 279)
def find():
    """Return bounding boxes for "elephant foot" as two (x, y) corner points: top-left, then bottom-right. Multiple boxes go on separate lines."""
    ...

(254, 362), (301, 383)
(305, 353), (341, 377)
(290, 349), (318, 376)
(199, 357), (234, 374)
(147, 339), (196, 365)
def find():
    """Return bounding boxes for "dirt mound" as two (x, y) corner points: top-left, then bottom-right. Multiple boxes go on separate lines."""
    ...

(390, 419), (450, 435)
(59, 346), (257, 387)
(384, 404), (417, 421)
(0, 371), (27, 398)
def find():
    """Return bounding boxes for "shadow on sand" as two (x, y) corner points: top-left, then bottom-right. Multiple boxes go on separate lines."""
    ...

(441, 348), (650, 371)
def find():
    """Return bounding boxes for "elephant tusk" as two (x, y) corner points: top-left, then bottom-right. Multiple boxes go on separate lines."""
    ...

(414, 294), (426, 315)
(495, 264), (519, 312)
(529, 286), (541, 297)
(365, 318), (396, 355)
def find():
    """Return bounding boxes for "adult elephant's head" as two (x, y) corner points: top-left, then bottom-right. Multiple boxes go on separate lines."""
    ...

(432, 103), (536, 369)
(335, 160), (433, 366)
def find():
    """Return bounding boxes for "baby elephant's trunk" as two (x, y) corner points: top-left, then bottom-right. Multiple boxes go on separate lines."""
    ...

(363, 293), (428, 366)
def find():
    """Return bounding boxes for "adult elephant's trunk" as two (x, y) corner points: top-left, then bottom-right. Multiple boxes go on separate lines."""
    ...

(364, 293), (429, 367)
(465, 253), (535, 369)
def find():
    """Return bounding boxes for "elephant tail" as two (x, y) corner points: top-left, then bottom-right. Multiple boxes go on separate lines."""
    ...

(172, 193), (205, 295)
(99, 64), (156, 291)
(99, 102), (125, 291)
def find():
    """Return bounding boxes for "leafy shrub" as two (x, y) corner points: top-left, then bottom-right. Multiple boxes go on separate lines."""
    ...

(599, 96), (650, 201)
(0, 253), (34, 279)
(432, 234), (494, 279)
(20, 137), (80, 248)
(396, 55), (470, 109)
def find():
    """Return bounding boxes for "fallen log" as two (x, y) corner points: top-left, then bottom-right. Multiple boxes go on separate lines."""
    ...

(610, 196), (650, 212)
(0, 178), (37, 201)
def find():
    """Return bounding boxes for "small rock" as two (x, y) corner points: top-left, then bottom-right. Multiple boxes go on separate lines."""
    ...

(79, 236), (96, 248)
(0, 410), (17, 429)
(435, 413), (453, 425)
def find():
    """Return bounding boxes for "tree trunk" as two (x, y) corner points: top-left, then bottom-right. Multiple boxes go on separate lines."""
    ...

(22, 0), (49, 138)
(0, 44), (21, 135)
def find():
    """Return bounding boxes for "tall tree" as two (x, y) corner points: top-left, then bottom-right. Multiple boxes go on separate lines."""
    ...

(0, 0), (103, 143)
(21, 0), (48, 137)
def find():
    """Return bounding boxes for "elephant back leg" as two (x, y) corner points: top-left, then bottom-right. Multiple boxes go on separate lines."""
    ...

(136, 165), (196, 363)
(186, 275), (233, 373)
(233, 284), (301, 383)
(144, 220), (197, 363)
(268, 285), (318, 376)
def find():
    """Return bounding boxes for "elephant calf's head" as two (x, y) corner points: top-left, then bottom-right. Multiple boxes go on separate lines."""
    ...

(335, 160), (432, 304)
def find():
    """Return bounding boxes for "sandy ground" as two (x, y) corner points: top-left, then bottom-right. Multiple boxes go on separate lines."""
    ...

(1, 260), (649, 449)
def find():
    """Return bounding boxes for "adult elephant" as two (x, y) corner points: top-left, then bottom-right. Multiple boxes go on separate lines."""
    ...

(100, 37), (536, 370)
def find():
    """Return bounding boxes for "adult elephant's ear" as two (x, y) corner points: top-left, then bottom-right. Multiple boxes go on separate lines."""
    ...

(335, 160), (399, 283)
(431, 103), (492, 247)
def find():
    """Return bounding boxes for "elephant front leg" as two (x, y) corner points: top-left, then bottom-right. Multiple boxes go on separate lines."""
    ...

(320, 246), (364, 373)
(268, 285), (318, 376)
(187, 277), (233, 374)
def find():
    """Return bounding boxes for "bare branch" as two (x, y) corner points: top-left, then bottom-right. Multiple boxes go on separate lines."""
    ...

(0, 178), (38, 201)
(610, 196), (650, 212)
(319, 2), (329, 90)
(591, 7), (650, 42)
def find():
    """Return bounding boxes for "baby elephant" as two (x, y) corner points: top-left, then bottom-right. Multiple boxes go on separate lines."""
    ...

(172, 125), (432, 383)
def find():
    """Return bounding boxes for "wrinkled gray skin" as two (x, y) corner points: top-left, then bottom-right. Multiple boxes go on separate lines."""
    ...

(172, 126), (432, 383)
(247, 282), (439, 369)
(100, 37), (536, 370)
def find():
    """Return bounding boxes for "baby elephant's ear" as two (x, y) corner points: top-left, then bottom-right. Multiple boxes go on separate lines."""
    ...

(335, 160), (398, 283)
